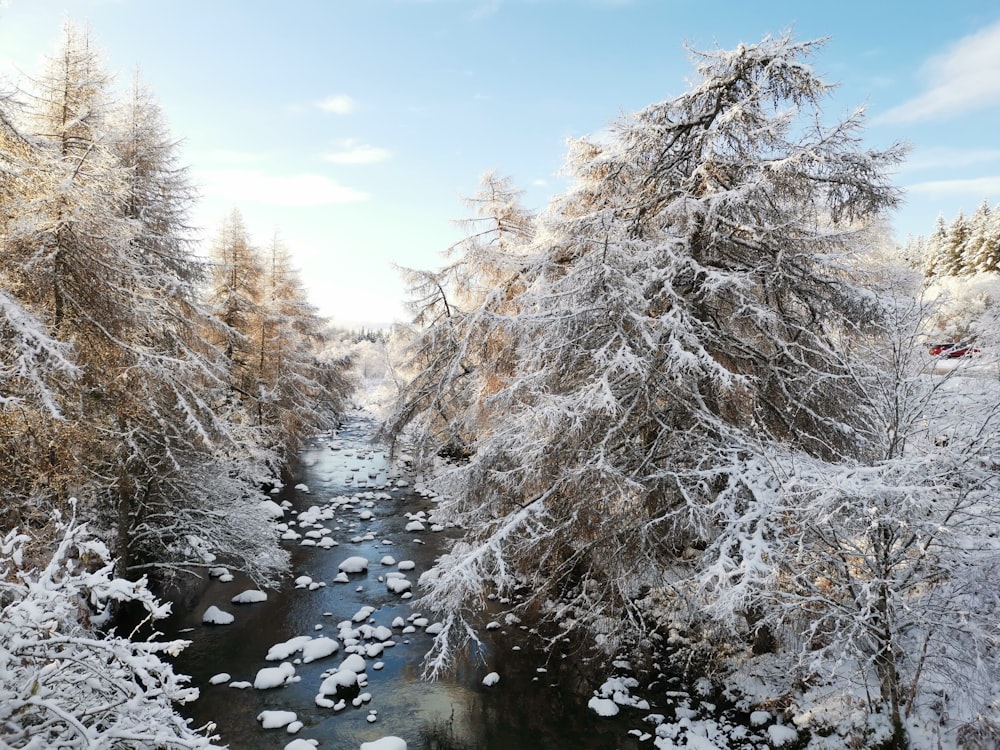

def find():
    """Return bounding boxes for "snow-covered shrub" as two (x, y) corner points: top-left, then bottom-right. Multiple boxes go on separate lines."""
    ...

(0, 511), (219, 748)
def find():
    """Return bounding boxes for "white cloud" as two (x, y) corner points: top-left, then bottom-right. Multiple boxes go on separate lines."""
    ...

(901, 147), (1000, 173)
(316, 94), (357, 115)
(905, 175), (1000, 197)
(322, 140), (391, 165)
(877, 20), (1000, 124)
(198, 169), (369, 206)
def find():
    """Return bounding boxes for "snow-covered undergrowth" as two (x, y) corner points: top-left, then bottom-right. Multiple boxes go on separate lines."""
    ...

(0, 511), (218, 748)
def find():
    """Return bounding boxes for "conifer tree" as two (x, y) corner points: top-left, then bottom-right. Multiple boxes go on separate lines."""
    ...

(386, 171), (534, 461)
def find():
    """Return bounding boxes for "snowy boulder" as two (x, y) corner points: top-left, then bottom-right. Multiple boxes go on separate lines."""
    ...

(317, 668), (360, 701)
(301, 637), (340, 663)
(404, 520), (425, 532)
(284, 740), (318, 750)
(294, 483), (310, 492)
(231, 589), (268, 604)
(587, 697), (620, 717)
(360, 738), (407, 750)
(266, 635), (313, 661)
(371, 625), (393, 641)
(482, 672), (500, 687)
(352, 605), (376, 623)
(202, 605), (234, 625)
(339, 555), (369, 574)
(257, 710), (297, 729)
(259, 499), (285, 519)
(209, 673), (231, 685)
(254, 662), (296, 689)
(339, 653), (367, 674)
(386, 576), (411, 594)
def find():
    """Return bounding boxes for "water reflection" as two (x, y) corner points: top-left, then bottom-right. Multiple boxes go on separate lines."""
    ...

(164, 414), (639, 749)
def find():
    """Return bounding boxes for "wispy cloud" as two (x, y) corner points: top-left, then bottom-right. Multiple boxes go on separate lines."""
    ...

(876, 20), (1000, 124)
(901, 147), (1000, 172)
(905, 175), (1000, 196)
(199, 169), (369, 206)
(316, 94), (357, 115)
(322, 139), (391, 165)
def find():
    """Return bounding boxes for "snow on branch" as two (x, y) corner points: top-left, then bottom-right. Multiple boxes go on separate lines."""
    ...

(0, 509), (220, 748)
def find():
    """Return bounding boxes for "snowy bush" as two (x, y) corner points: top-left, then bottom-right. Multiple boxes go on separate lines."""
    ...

(0, 512), (219, 748)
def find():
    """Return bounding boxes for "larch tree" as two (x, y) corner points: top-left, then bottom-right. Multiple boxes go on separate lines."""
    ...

(104, 76), (287, 585)
(0, 91), (82, 527)
(385, 171), (535, 462)
(1, 23), (137, 526)
(414, 33), (904, 689)
(256, 232), (349, 459)
(206, 208), (267, 406)
(207, 217), (351, 466)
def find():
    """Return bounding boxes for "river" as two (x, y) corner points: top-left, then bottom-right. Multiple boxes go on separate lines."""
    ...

(164, 412), (642, 750)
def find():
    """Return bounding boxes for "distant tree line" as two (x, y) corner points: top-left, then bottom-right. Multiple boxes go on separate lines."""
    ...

(0, 23), (351, 587)
(908, 200), (1000, 277)
(352, 327), (388, 344)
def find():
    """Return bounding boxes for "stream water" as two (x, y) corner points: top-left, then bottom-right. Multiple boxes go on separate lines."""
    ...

(163, 413), (642, 750)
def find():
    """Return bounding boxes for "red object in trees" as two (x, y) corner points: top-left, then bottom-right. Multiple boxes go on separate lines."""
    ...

(927, 342), (981, 358)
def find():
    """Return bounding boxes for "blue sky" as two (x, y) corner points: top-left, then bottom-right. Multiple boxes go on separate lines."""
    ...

(2, 0), (999, 328)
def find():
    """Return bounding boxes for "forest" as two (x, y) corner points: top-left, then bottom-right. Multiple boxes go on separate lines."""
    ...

(1, 24), (998, 750)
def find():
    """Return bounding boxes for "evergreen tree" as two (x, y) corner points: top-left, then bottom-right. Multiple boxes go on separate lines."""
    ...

(968, 200), (1000, 274)
(923, 213), (949, 277)
(959, 199), (991, 275)
(940, 210), (971, 276)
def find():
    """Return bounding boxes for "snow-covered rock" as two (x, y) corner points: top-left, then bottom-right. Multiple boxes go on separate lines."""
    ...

(254, 662), (296, 689)
(301, 637), (340, 663)
(231, 589), (268, 604)
(339, 555), (369, 573)
(257, 710), (297, 728)
(360, 738), (407, 750)
(386, 576), (411, 594)
(767, 724), (798, 746)
(588, 696), (620, 717)
(266, 636), (314, 661)
(202, 605), (234, 625)
(483, 672), (500, 687)
(259, 499), (285, 519)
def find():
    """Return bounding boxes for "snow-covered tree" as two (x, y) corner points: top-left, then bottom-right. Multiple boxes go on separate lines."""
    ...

(205, 208), (266, 403)
(386, 171), (534, 461)
(695, 284), (1000, 746)
(414, 33), (904, 686)
(255, 232), (349, 457)
(0, 27), (289, 587)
